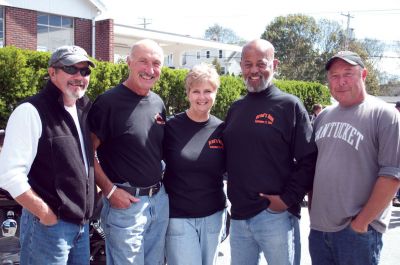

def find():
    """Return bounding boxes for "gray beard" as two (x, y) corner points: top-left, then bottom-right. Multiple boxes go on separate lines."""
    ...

(245, 75), (273, 93)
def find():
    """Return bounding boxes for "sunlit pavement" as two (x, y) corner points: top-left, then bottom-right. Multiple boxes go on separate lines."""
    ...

(217, 206), (400, 265)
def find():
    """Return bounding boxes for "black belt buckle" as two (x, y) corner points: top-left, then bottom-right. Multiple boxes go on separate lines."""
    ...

(140, 182), (161, 197)
(118, 182), (161, 197)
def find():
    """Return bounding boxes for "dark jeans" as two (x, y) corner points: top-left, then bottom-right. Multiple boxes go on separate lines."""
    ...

(309, 225), (382, 265)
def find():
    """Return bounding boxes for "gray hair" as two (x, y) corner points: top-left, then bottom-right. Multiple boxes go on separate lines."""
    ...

(185, 63), (220, 94)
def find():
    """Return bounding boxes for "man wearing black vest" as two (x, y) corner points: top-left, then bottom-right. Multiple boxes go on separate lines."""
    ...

(0, 45), (96, 265)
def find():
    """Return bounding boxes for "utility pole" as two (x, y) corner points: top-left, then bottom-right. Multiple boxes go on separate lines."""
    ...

(341, 12), (354, 50)
(138, 18), (152, 29)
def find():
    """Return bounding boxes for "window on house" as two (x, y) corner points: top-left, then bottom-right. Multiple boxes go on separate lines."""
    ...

(166, 54), (173, 66)
(182, 53), (187, 65)
(206, 51), (210, 59)
(219, 50), (223, 59)
(37, 13), (73, 52)
(197, 51), (200, 59)
(0, 6), (4, 47)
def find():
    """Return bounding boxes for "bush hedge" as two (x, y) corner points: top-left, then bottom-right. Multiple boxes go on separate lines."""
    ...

(0, 47), (330, 127)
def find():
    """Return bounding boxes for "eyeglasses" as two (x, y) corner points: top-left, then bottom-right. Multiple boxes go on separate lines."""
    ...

(55, 65), (91, 77)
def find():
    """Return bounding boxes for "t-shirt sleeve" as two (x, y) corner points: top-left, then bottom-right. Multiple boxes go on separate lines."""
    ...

(377, 109), (400, 180)
(88, 96), (110, 142)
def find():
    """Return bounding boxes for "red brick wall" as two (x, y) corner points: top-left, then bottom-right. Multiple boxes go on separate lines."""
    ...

(74, 18), (92, 56)
(95, 19), (114, 62)
(4, 7), (36, 50)
(3, 7), (114, 63)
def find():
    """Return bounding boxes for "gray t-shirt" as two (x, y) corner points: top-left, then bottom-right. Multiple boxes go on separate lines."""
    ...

(310, 95), (400, 233)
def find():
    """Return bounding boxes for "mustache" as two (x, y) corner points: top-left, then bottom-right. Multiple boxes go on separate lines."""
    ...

(139, 73), (155, 79)
(248, 73), (263, 79)
(67, 80), (85, 86)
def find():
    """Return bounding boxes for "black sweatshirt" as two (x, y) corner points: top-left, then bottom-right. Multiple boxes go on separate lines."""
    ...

(223, 85), (317, 219)
(163, 112), (226, 218)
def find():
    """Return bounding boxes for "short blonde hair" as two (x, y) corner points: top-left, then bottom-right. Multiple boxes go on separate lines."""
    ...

(184, 63), (220, 94)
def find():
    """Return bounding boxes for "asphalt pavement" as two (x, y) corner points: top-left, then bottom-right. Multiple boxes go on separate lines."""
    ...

(217, 206), (400, 265)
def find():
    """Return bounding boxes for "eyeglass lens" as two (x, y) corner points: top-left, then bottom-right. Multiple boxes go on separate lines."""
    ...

(59, 65), (91, 77)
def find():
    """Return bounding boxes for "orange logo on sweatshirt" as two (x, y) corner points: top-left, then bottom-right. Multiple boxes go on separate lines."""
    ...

(255, 113), (274, 124)
(208, 139), (224, 149)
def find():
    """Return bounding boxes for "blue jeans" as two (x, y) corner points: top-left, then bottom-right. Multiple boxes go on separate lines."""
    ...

(229, 209), (300, 265)
(19, 209), (89, 265)
(101, 185), (169, 265)
(309, 226), (383, 265)
(165, 209), (227, 265)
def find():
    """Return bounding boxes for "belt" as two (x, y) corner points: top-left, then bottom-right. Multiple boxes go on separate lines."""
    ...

(116, 182), (162, 197)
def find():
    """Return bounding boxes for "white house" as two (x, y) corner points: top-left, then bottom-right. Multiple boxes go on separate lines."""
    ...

(112, 23), (242, 74)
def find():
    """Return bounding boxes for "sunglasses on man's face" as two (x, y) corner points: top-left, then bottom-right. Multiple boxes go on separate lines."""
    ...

(56, 65), (91, 77)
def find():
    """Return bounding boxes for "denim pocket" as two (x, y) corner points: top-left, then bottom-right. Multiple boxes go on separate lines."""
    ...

(206, 210), (225, 234)
(166, 218), (186, 236)
(347, 223), (370, 236)
(30, 211), (58, 228)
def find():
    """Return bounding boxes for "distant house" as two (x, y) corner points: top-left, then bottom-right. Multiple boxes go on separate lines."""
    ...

(0, 0), (242, 74)
(181, 49), (241, 75)
(112, 23), (241, 74)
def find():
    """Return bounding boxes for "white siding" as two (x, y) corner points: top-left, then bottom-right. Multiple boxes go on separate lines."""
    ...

(183, 49), (241, 75)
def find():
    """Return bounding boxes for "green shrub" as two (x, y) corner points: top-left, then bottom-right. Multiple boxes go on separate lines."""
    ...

(274, 79), (331, 112)
(0, 47), (47, 127)
(154, 67), (188, 115)
(213, 75), (246, 119)
(0, 47), (331, 128)
(87, 61), (127, 100)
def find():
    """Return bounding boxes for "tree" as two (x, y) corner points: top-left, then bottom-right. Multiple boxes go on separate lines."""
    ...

(360, 38), (386, 68)
(261, 14), (320, 81)
(204, 24), (245, 44)
(211, 58), (223, 75)
(260, 14), (382, 93)
(316, 19), (344, 55)
(348, 41), (381, 95)
(396, 41), (400, 68)
(315, 19), (345, 81)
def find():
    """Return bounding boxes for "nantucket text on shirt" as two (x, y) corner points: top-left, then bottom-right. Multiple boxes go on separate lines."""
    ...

(315, 122), (364, 150)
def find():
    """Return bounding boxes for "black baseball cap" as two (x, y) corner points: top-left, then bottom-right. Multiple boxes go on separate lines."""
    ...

(395, 101), (400, 108)
(325, 51), (365, 71)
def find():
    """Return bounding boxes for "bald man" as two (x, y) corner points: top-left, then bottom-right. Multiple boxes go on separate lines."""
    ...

(223, 39), (317, 265)
(89, 39), (168, 265)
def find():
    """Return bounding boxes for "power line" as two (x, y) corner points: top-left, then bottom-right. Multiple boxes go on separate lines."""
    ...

(138, 18), (152, 29)
(342, 9), (400, 14)
(305, 9), (400, 16)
